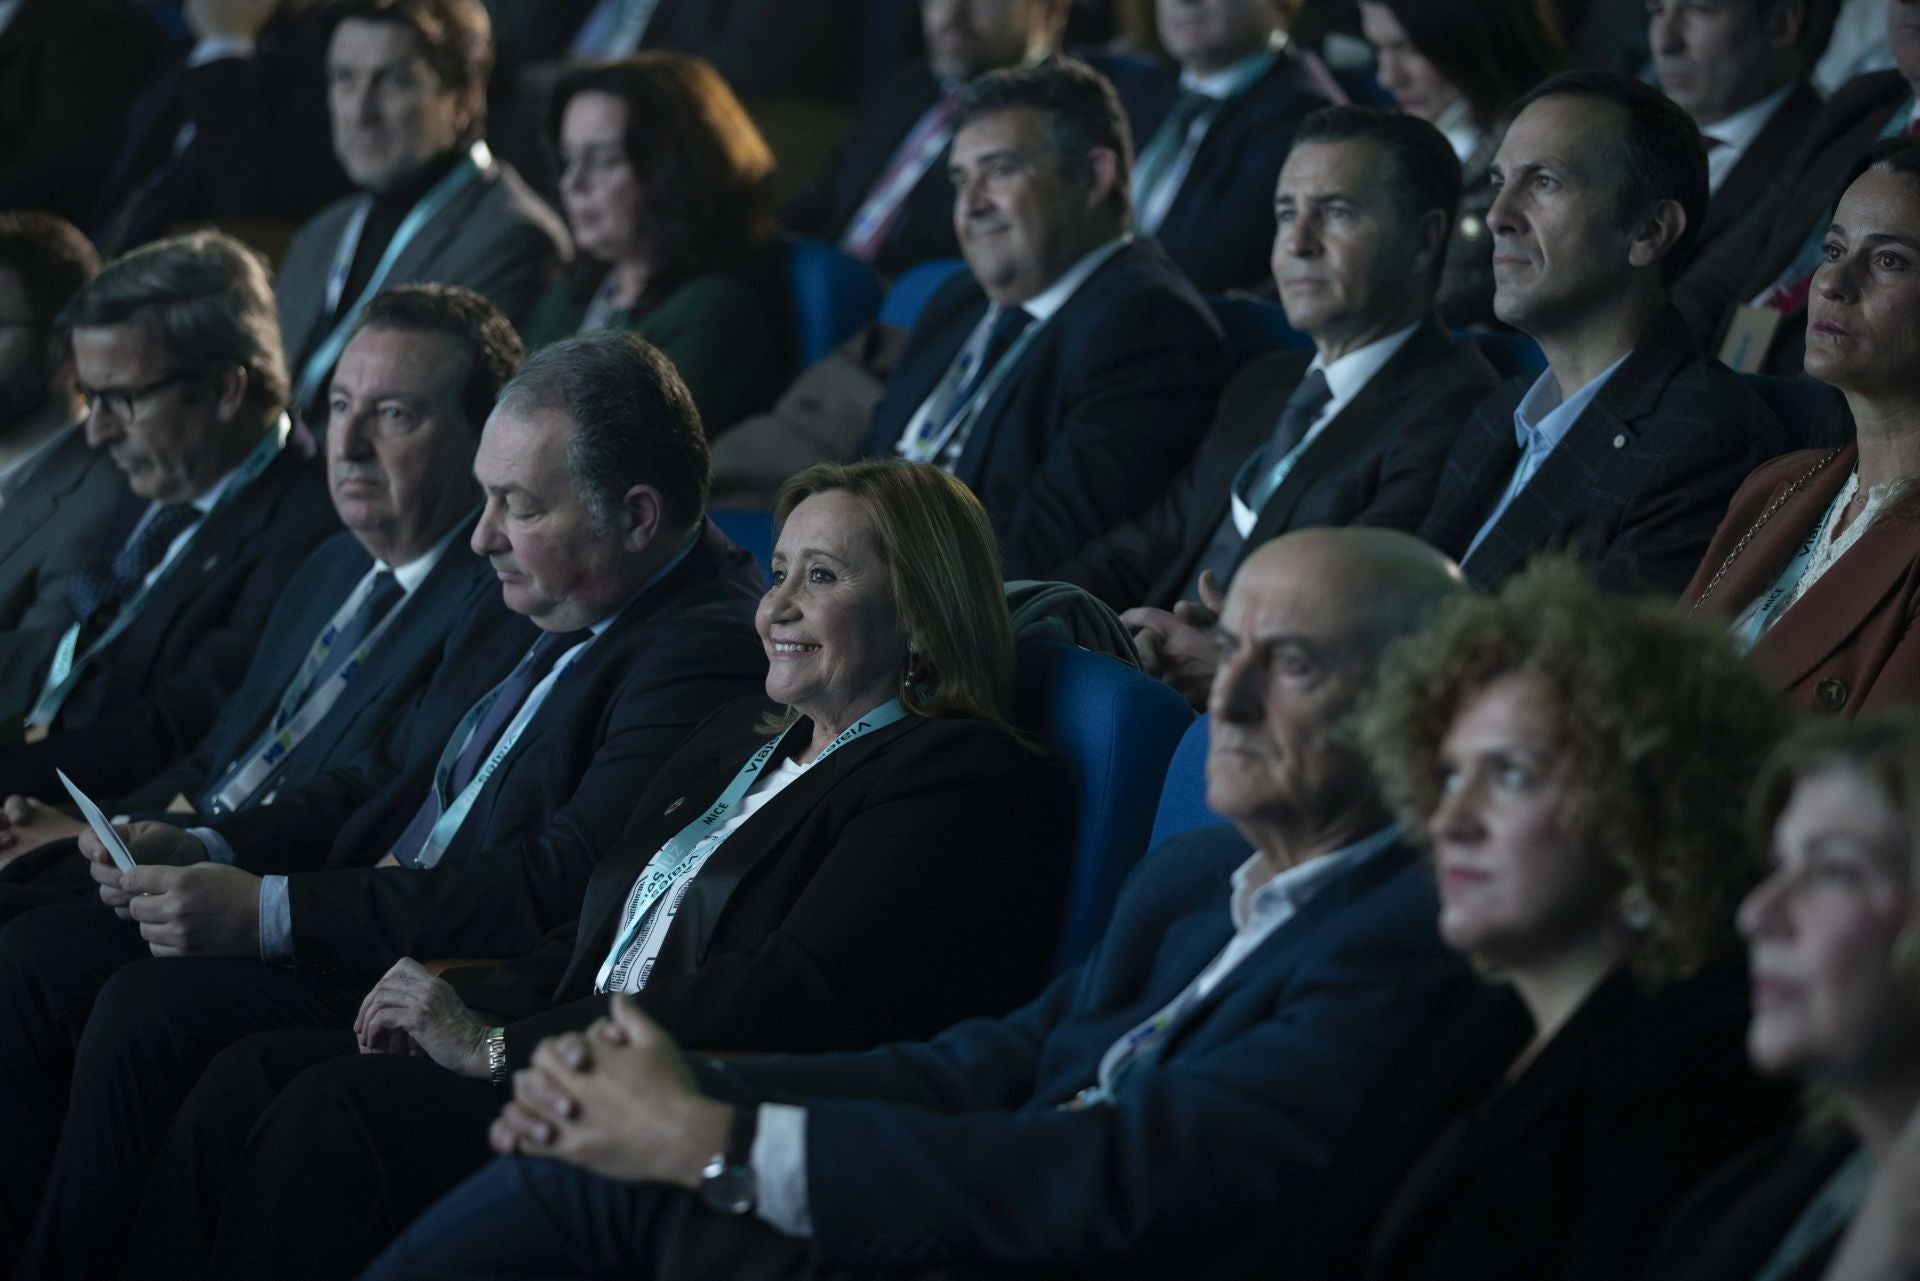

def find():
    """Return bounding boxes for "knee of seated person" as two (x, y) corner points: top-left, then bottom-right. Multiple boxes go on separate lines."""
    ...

(81, 958), (184, 1051)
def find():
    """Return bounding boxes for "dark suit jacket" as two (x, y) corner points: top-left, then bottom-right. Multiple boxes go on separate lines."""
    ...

(1676, 70), (1910, 376)
(783, 64), (958, 280)
(864, 239), (1232, 578)
(1643, 1127), (1858, 1281)
(1681, 442), (1920, 717)
(111, 522), (505, 815)
(276, 155), (571, 386)
(1055, 317), (1496, 609)
(450, 699), (1074, 1064)
(693, 829), (1479, 1276)
(1417, 307), (1787, 593)
(86, 8), (349, 252)
(1693, 81), (1824, 268)
(1111, 50), (1337, 294)
(0, 432), (339, 799)
(0, 426), (130, 719)
(212, 522), (767, 984)
(0, 0), (159, 195)
(1362, 963), (1794, 1281)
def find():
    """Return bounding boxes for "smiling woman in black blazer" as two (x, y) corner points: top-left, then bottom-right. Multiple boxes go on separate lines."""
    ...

(125, 459), (1075, 1281)
(1347, 561), (1798, 1281)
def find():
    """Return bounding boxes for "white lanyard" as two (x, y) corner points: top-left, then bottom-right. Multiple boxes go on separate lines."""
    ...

(202, 571), (408, 814)
(594, 699), (909, 993)
(29, 425), (286, 728)
(294, 142), (490, 407)
(895, 311), (1048, 467)
(412, 635), (594, 869)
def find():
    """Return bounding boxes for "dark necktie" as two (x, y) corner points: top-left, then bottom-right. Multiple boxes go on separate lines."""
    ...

(284, 571), (404, 725)
(1133, 89), (1214, 213)
(387, 627), (591, 867)
(66, 504), (203, 647)
(931, 306), (1033, 446)
(1183, 369), (1335, 602)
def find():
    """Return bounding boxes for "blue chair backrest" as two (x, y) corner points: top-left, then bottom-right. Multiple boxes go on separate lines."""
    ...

(1148, 716), (1220, 848)
(879, 258), (969, 331)
(1742, 373), (1841, 451)
(1210, 294), (1311, 363)
(1014, 640), (1196, 972)
(784, 236), (884, 370)
(711, 509), (775, 571)
(1466, 330), (1548, 378)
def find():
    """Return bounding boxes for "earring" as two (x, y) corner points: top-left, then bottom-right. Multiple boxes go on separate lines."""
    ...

(1618, 883), (1654, 933)
(905, 647), (934, 703)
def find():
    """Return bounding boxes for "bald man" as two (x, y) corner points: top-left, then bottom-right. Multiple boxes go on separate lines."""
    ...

(363, 530), (1485, 1281)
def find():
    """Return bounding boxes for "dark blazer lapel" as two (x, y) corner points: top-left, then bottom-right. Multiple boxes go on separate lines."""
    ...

(1702, 83), (1821, 248)
(1250, 320), (1453, 544)
(380, 161), (495, 287)
(134, 442), (310, 629)
(0, 428), (89, 565)
(646, 714), (928, 981)
(1429, 390), (1523, 556)
(1151, 840), (1420, 1064)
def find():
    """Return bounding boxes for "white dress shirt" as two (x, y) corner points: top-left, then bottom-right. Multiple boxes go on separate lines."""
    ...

(1701, 84), (1794, 194)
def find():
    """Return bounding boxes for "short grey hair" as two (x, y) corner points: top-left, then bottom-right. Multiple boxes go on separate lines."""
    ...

(494, 331), (708, 533)
(56, 229), (290, 414)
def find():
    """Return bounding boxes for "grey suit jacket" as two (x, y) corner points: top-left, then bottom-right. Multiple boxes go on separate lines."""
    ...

(0, 426), (132, 720)
(275, 154), (570, 391)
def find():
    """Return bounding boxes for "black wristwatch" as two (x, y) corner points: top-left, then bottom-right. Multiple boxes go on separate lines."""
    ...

(697, 1105), (759, 1215)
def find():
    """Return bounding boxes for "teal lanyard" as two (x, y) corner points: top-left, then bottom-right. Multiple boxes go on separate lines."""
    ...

(293, 142), (490, 407)
(29, 423), (287, 728)
(594, 699), (909, 993)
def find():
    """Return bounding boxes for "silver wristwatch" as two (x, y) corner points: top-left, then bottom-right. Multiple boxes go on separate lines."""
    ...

(698, 1106), (759, 1215)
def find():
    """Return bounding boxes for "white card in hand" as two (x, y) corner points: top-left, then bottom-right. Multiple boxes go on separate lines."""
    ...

(56, 768), (136, 873)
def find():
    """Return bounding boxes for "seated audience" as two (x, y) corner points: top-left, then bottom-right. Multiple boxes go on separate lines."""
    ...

(83, 0), (352, 256)
(0, 284), (521, 911)
(359, 529), (1484, 1281)
(1652, 0), (1835, 273)
(1641, 710), (1920, 1281)
(520, 54), (788, 434)
(1683, 142), (1920, 718)
(1674, 0), (1914, 375)
(1356, 0), (1568, 327)
(0, 331), (767, 1279)
(0, 213), (122, 721)
(1057, 105), (1497, 708)
(277, 0), (569, 420)
(784, 0), (1069, 279)
(864, 58), (1232, 578)
(1416, 70), (1785, 593)
(130, 458), (1077, 1281)
(1104, 0), (1342, 294)
(1352, 560), (1796, 1281)
(0, 229), (339, 801)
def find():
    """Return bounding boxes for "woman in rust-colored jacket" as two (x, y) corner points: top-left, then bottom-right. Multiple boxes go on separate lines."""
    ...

(1681, 143), (1920, 718)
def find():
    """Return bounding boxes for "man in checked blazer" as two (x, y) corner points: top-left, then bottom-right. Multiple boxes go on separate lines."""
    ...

(1417, 70), (1786, 594)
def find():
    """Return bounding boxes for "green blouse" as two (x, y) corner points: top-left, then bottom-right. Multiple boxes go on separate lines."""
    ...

(520, 270), (787, 434)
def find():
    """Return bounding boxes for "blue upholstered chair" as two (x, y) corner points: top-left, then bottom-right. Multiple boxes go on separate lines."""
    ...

(1209, 293), (1312, 362)
(711, 509), (776, 570)
(1013, 640), (1196, 972)
(1466, 329), (1547, 379)
(1742, 373), (1843, 451)
(878, 258), (969, 331)
(784, 236), (884, 371)
(1148, 715), (1221, 848)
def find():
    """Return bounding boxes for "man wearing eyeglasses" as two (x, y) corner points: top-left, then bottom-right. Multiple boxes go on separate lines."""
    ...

(0, 213), (125, 723)
(0, 229), (338, 808)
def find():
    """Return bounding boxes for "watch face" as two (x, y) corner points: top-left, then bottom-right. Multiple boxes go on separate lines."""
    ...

(701, 1162), (756, 1216)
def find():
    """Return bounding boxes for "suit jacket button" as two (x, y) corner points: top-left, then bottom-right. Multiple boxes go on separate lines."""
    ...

(1815, 678), (1849, 712)
(1612, 434), (1627, 449)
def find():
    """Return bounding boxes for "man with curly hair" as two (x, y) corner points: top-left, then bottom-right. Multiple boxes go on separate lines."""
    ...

(360, 528), (1487, 1281)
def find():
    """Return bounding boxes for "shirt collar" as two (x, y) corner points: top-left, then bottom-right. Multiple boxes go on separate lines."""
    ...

(1511, 351), (1632, 455)
(1016, 234), (1131, 325)
(1701, 82), (1795, 154)
(1229, 824), (1400, 932)
(1178, 45), (1278, 100)
(1434, 98), (1483, 162)
(0, 419), (78, 498)
(378, 518), (467, 595)
(1307, 321), (1421, 409)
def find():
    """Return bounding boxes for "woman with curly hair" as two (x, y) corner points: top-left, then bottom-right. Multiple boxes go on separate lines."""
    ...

(1352, 559), (1798, 1281)
(1642, 711), (1920, 1281)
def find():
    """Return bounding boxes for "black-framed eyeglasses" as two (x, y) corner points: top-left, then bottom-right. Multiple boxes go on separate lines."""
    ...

(76, 371), (201, 421)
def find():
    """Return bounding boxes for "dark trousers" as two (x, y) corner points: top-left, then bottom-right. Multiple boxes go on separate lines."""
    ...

(0, 899), (360, 1280)
(0, 838), (92, 924)
(129, 1029), (504, 1281)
